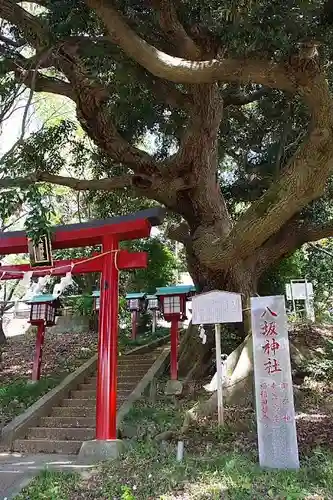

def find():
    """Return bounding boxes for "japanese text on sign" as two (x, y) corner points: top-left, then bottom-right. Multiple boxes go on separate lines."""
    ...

(251, 295), (299, 470)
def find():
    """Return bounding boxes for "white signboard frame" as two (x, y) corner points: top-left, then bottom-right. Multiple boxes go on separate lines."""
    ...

(251, 295), (299, 470)
(285, 280), (313, 301)
(191, 290), (242, 325)
(192, 290), (242, 425)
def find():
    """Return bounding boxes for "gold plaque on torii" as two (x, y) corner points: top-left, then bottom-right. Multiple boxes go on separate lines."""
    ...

(28, 234), (53, 268)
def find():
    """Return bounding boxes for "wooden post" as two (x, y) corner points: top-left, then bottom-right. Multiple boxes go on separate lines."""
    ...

(131, 310), (138, 339)
(152, 310), (156, 333)
(170, 318), (178, 380)
(32, 321), (45, 382)
(214, 323), (224, 425)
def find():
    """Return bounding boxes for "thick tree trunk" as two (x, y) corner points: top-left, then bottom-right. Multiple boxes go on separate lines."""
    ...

(178, 250), (256, 380)
(156, 249), (258, 440)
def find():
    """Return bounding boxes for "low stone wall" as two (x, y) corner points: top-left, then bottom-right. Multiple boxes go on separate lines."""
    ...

(47, 315), (91, 334)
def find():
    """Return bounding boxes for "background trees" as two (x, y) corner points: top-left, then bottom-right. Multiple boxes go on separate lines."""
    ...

(2, 1), (333, 378)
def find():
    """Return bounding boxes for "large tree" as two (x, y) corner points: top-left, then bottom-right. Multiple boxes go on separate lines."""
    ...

(2, 0), (333, 385)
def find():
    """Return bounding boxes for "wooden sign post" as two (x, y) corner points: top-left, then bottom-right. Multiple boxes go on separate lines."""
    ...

(251, 295), (299, 469)
(192, 290), (243, 425)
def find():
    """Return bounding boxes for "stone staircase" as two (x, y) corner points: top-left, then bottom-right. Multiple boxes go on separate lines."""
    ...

(13, 351), (159, 454)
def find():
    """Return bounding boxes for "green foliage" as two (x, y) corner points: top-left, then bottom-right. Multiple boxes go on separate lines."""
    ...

(119, 326), (169, 351)
(301, 337), (333, 381)
(258, 241), (333, 317)
(122, 237), (178, 294)
(69, 294), (94, 316)
(1, 0), (333, 285)
(18, 388), (333, 499)
(15, 470), (79, 500)
(0, 377), (60, 422)
(258, 251), (306, 297)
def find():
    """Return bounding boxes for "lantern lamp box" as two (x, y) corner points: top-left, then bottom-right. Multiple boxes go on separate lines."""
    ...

(125, 292), (146, 311)
(28, 234), (53, 268)
(192, 290), (243, 325)
(156, 285), (195, 320)
(147, 294), (159, 310)
(92, 290), (100, 311)
(26, 294), (60, 327)
(156, 285), (196, 296)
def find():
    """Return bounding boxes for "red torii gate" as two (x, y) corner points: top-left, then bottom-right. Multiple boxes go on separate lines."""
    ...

(0, 207), (165, 453)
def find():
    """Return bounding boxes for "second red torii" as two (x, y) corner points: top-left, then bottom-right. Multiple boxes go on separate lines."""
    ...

(0, 250), (147, 279)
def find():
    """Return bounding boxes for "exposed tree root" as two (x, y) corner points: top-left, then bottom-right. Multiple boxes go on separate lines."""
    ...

(155, 335), (254, 442)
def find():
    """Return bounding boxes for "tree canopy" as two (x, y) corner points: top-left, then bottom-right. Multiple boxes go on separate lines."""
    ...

(1, 1), (333, 295)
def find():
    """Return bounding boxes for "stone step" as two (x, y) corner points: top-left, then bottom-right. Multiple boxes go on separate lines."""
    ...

(51, 403), (123, 417)
(62, 398), (96, 407)
(103, 363), (153, 371)
(88, 375), (143, 384)
(119, 355), (156, 362)
(61, 397), (126, 408)
(71, 389), (133, 399)
(27, 427), (95, 441)
(13, 438), (82, 454)
(79, 381), (136, 391)
(71, 390), (96, 399)
(40, 416), (96, 428)
(51, 407), (96, 417)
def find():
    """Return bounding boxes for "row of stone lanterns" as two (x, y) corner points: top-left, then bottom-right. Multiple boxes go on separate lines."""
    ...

(25, 284), (195, 391)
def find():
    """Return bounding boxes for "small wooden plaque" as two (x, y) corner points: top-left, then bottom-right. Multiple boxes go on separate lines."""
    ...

(28, 234), (53, 267)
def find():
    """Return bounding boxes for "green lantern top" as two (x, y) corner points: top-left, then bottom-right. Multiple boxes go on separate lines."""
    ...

(26, 294), (58, 304)
(125, 292), (146, 299)
(155, 285), (196, 296)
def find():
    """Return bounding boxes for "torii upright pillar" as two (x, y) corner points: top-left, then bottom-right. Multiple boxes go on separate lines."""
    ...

(96, 235), (119, 441)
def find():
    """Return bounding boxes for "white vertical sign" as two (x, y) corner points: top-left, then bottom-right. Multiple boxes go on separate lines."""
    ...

(251, 295), (299, 470)
(191, 290), (242, 426)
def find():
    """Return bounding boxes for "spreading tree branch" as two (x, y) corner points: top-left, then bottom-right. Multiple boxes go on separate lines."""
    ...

(86, 0), (296, 92)
(0, 170), (193, 210)
(0, 172), (135, 191)
(223, 88), (268, 107)
(14, 68), (75, 100)
(152, 0), (201, 59)
(252, 218), (333, 276)
(192, 73), (333, 269)
(0, 0), (49, 48)
(166, 221), (191, 244)
(0, 33), (24, 47)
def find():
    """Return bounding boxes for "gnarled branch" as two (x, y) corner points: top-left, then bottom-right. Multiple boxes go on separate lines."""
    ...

(153, 0), (201, 59)
(192, 73), (333, 270)
(0, 0), (49, 48)
(251, 217), (333, 277)
(224, 87), (267, 107)
(14, 68), (75, 100)
(86, 0), (296, 92)
(166, 221), (190, 244)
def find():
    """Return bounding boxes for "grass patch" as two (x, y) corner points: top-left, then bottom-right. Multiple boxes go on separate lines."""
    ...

(0, 376), (60, 424)
(15, 470), (79, 500)
(119, 327), (169, 351)
(17, 443), (333, 499)
(17, 382), (333, 499)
